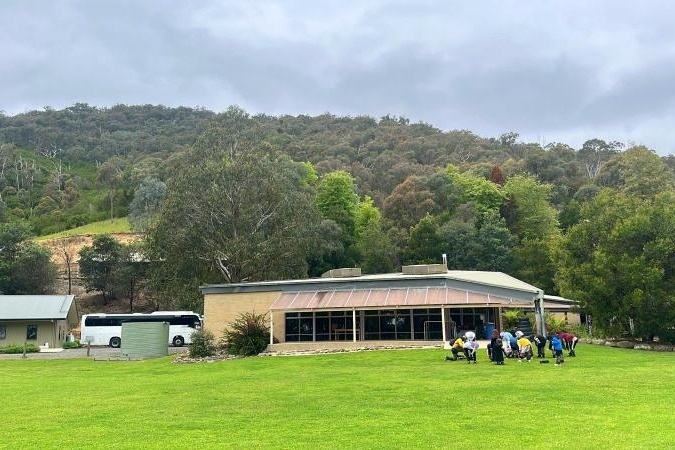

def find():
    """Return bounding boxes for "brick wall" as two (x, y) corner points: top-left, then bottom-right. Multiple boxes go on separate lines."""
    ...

(204, 291), (285, 342)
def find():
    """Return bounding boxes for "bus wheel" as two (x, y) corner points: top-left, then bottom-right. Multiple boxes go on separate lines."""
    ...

(109, 337), (121, 348)
(173, 336), (185, 347)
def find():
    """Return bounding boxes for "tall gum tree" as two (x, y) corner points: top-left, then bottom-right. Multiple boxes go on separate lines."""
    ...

(146, 107), (322, 310)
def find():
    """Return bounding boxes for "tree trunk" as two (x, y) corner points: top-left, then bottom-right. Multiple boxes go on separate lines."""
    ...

(109, 190), (114, 221)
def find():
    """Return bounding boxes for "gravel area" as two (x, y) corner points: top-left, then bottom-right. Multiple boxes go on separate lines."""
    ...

(0, 346), (188, 360)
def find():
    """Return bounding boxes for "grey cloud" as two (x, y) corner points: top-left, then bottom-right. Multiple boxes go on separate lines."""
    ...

(1, 0), (675, 154)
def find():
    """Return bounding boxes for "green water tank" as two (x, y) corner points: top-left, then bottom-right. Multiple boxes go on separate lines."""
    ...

(121, 322), (169, 359)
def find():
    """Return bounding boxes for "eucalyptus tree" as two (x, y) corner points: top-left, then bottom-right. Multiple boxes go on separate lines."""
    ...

(145, 107), (322, 308)
(596, 146), (675, 199)
(129, 177), (167, 232)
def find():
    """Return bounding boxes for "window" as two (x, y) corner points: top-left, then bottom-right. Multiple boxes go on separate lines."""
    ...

(284, 312), (314, 342)
(27, 325), (38, 340)
(413, 308), (442, 340)
(363, 309), (414, 340)
(0, 324), (6, 340)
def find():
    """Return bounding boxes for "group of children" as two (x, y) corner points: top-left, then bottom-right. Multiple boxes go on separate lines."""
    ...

(446, 329), (579, 367)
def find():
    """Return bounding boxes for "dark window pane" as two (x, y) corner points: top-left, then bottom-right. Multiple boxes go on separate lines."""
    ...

(300, 318), (313, 334)
(27, 325), (38, 340)
(365, 317), (379, 336)
(285, 318), (299, 334)
(315, 318), (329, 334)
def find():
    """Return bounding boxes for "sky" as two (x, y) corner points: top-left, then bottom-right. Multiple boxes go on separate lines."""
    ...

(2, 0), (675, 154)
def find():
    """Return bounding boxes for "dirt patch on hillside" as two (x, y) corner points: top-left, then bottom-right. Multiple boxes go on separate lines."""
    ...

(36, 233), (150, 320)
(38, 233), (143, 273)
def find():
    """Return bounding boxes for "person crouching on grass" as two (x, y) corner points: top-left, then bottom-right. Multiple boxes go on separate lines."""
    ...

(550, 333), (565, 366)
(445, 336), (466, 361)
(532, 334), (547, 358)
(492, 338), (505, 365)
(463, 335), (479, 364)
(500, 331), (518, 358)
(515, 331), (533, 362)
(488, 329), (500, 361)
(559, 331), (579, 357)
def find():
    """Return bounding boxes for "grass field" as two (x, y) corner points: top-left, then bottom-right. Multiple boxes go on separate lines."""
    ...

(35, 217), (132, 241)
(2, 344), (673, 449)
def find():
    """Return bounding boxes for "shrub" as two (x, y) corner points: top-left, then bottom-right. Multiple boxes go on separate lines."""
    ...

(62, 340), (82, 349)
(503, 309), (523, 330)
(188, 329), (217, 358)
(0, 344), (40, 354)
(545, 313), (568, 335)
(222, 311), (270, 356)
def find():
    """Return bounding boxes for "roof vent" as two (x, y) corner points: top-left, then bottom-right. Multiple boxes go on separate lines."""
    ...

(401, 264), (447, 275)
(321, 268), (362, 278)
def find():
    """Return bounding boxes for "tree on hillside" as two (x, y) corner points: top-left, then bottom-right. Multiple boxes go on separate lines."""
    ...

(447, 165), (506, 215)
(353, 196), (396, 273)
(145, 107), (322, 309)
(439, 211), (513, 271)
(487, 165), (505, 186)
(78, 234), (122, 304)
(0, 221), (56, 294)
(0, 198), (7, 223)
(404, 215), (443, 264)
(596, 146), (675, 199)
(113, 242), (148, 312)
(316, 171), (359, 238)
(97, 159), (123, 221)
(578, 139), (622, 179)
(129, 177), (166, 232)
(502, 175), (559, 242)
(502, 175), (561, 292)
(382, 176), (436, 229)
(10, 243), (56, 294)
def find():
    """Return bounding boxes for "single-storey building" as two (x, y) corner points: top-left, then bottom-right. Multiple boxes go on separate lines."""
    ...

(201, 264), (549, 350)
(0, 295), (78, 348)
(541, 294), (580, 325)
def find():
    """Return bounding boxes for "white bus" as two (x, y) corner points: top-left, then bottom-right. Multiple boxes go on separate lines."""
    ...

(80, 311), (203, 348)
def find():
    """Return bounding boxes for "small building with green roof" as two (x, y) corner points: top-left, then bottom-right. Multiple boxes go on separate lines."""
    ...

(0, 295), (78, 348)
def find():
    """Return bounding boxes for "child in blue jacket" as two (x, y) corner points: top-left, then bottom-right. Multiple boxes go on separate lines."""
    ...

(550, 334), (564, 366)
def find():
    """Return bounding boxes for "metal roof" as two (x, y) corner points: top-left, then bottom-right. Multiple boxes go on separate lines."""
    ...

(201, 270), (542, 298)
(270, 287), (533, 311)
(0, 295), (76, 320)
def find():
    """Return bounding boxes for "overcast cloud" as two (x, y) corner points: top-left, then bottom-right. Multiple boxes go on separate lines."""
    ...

(2, 0), (675, 154)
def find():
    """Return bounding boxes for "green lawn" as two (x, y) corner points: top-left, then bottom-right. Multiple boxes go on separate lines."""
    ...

(2, 345), (673, 449)
(35, 217), (132, 241)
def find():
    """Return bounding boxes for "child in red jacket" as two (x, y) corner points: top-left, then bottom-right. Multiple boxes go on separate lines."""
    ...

(559, 331), (579, 357)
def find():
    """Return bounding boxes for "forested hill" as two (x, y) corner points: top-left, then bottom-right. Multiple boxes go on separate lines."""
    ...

(0, 104), (215, 163)
(4, 104), (675, 342)
(2, 103), (666, 236)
